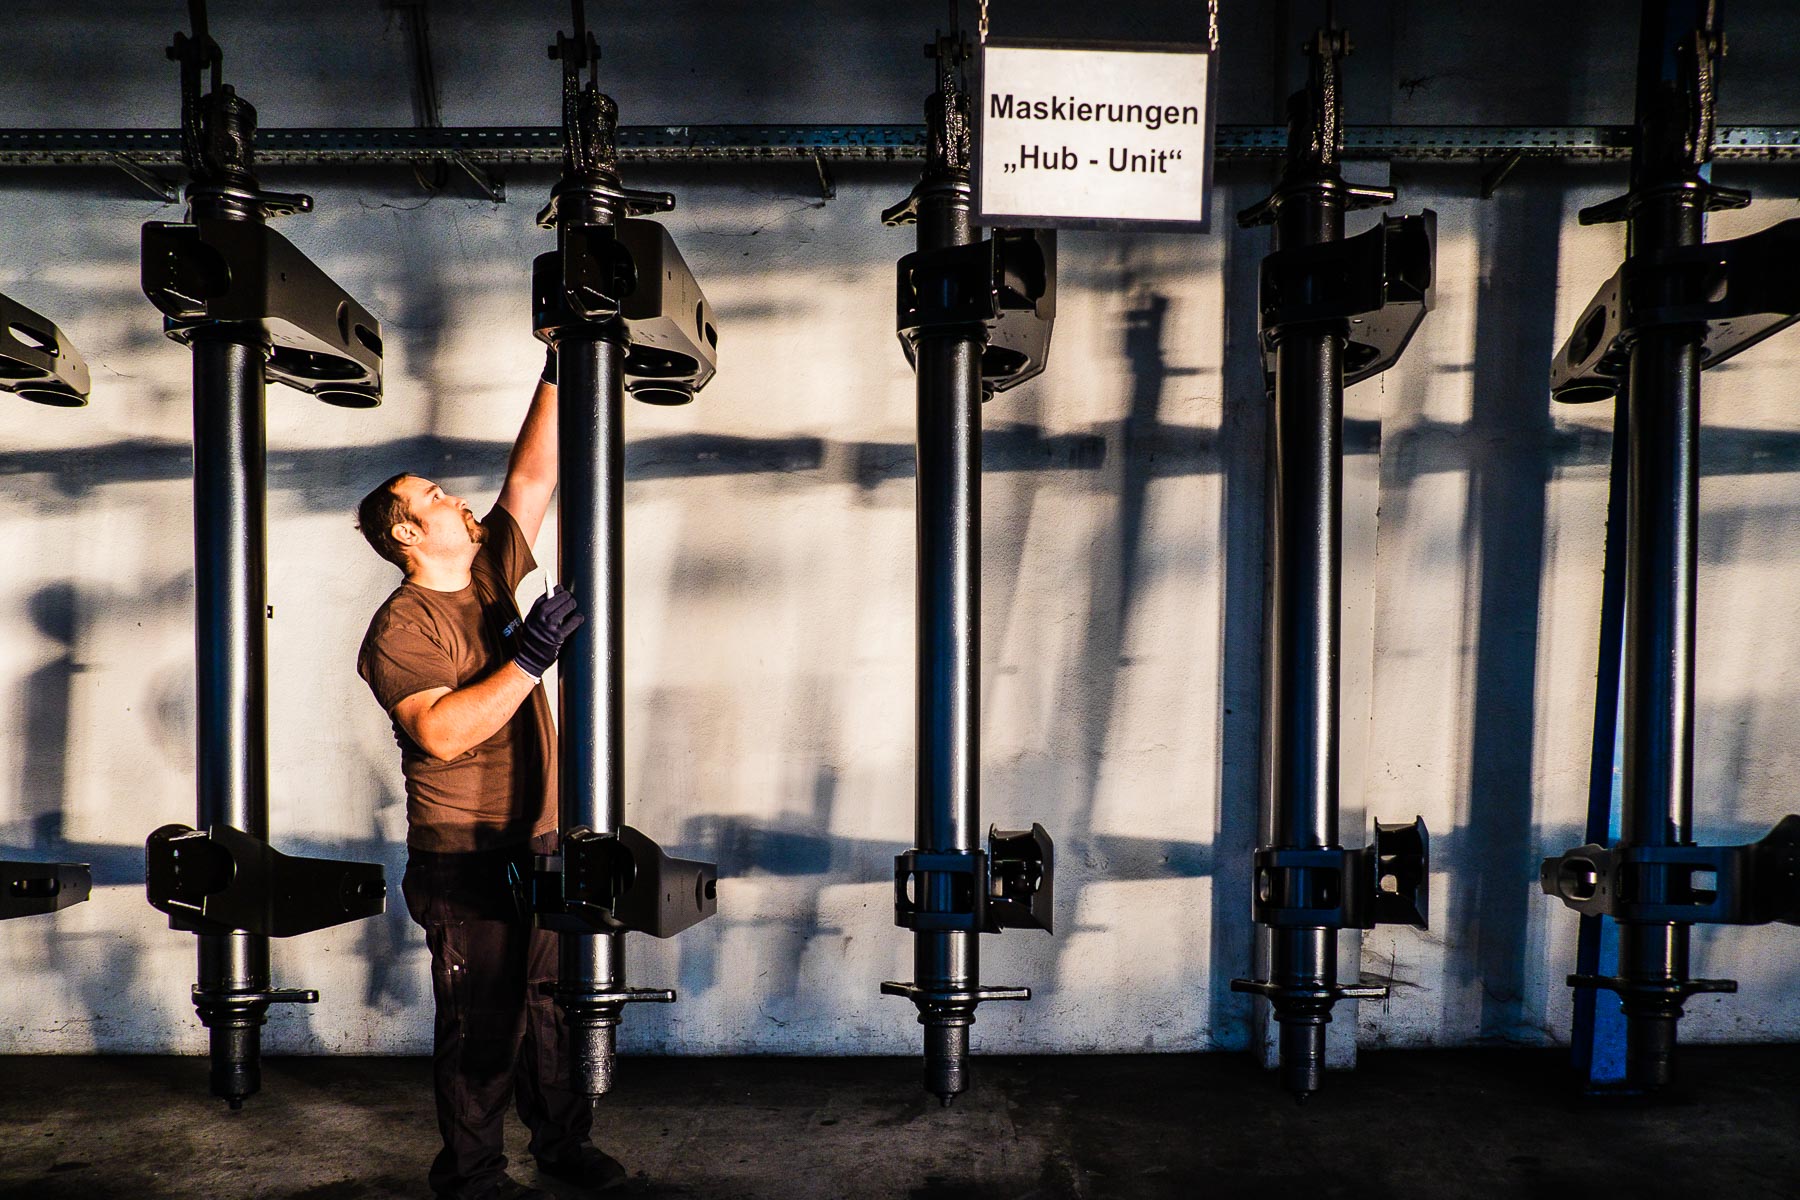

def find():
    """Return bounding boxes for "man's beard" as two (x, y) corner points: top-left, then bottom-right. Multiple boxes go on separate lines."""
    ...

(463, 509), (488, 545)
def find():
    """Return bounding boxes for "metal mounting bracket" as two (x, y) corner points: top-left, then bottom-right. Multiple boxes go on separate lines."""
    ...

(553, 984), (678, 1008)
(1480, 151), (1525, 200)
(1256, 210), (1437, 389)
(894, 226), (1056, 395)
(521, 824), (717, 939)
(145, 823), (387, 938)
(892, 822), (1054, 935)
(532, 218), (719, 404)
(1565, 973), (1737, 1002)
(141, 217), (385, 407)
(449, 153), (505, 202)
(1229, 977), (1393, 1003)
(1551, 218), (1800, 403)
(880, 982), (1031, 1005)
(1541, 814), (1800, 926)
(110, 152), (180, 203)
(0, 293), (92, 407)
(1249, 817), (1430, 931)
(0, 861), (91, 920)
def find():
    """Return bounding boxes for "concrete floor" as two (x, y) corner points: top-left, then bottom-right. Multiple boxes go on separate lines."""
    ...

(0, 1047), (1795, 1199)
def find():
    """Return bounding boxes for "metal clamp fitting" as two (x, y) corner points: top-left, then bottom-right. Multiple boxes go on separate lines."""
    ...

(532, 219), (718, 404)
(895, 227), (1056, 395)
(520, 824), (717, 939)
(1551, 219), (1800, 403)
(0, 294), (91, 407)
(1255, 210), (1437, 388)
(893, 822), (1054, 935)
(1540, 814), (1800, 926)
(1250, 816), (1429, 930)
(141, 217), (384, 407)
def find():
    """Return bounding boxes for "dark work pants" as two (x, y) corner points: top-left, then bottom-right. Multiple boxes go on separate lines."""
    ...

(402, 831), (591, 1199)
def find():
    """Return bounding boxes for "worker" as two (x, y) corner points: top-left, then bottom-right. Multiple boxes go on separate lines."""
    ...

(355, 349), (625, 1199)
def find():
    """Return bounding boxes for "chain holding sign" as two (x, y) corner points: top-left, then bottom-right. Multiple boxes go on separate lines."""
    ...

(975, 38), (1218, 230)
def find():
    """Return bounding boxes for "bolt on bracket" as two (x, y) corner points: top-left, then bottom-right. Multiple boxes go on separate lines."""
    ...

(532, 218), (718, 405)
(145, 823), (387, 938)
(142, 217), (385, 407)
(1541, 814), (1800, 927)
(891, 823), (1054, 935)
(0, 861), (92, 920)
(518, 824), (717, 940)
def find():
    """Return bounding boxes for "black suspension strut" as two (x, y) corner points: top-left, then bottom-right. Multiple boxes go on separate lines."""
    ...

(1540, 0), (1800, 1093)
(519, 0), (719, 1101)
(1228, 24), (1434, 1101)
(879, 29), (1056, 1107)
(140, 0), (388, 1109)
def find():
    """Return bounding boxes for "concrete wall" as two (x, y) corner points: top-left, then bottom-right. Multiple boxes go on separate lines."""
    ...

(3, 1), (1798, 1057)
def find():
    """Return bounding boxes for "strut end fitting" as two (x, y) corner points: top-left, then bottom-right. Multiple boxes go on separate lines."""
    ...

(923, 1021), (970, 1105)
(1278, 1015), (1328, 1100)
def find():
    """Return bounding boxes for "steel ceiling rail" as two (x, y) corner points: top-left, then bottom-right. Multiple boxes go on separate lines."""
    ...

(0, 124), (1798, 167)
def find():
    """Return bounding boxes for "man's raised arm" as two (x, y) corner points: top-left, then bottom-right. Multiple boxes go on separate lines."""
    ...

(390, 584), (583, 760)
(496, 349), (559, 543)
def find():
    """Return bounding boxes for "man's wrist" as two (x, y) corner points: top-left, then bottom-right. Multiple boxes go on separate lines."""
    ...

(510, 658), (544, 684)
(540, 344), (557, 386)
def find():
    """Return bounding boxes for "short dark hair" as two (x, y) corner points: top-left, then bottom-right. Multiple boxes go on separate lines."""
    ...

(356, 473), (415, 570)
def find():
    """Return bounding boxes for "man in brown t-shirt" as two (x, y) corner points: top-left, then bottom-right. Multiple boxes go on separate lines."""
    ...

(356, 354), (625, 1200)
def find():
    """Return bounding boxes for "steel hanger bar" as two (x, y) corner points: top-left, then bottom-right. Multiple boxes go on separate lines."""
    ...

(2, 124), (1798, 168)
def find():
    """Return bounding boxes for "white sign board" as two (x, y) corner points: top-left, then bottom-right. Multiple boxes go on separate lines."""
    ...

(976, 40), (1216, 231)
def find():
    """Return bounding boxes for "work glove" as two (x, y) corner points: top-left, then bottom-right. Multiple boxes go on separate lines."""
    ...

(511, 584), (584, 680)
(541, 344), (558, 386)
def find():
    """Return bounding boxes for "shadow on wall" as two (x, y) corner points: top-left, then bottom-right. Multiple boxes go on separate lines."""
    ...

(633, 283), (1238, 1044)
(16, 394), (1800, 1048)
(3, 571), (419, 1040)
(1444, 176), (1562, 1046)
(1211, 179), (1270, 1052)
(6, 576), (189, 887)
(16, 199), (1800, 1051)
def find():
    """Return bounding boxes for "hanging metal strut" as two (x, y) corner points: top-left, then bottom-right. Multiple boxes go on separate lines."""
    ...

(138, 0), (387, 1109)
(878, 28), (1056, 1107)
(514, 0), (718, 1101)
(1228, 25), (1434, 1102)
(1540, 0), (1800, 1094)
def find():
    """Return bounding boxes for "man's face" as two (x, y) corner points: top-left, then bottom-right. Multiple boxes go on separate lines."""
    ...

(391, 475), (487, 561)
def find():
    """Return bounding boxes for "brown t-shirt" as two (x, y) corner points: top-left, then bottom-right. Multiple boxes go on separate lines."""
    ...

(358, 504), (557, 853)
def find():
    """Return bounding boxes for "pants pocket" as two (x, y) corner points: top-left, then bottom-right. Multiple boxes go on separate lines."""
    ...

(425, 919), (471, 1019)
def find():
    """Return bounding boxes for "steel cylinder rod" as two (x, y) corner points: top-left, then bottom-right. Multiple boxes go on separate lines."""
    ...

(911, 191), (985, 1104)
(139, 2), (388, 1108)
(555, 309), (631, 1097)
(1610, 1), (1710, 1091)
(1256, 29), (1358, 1102)
(1264, 199), (1345, 1098)
(1230, 25), (1435, 1100)
(1615, 330), (1701, 1088)
(525, 1), (718, 1100)
(1541, 0), (1800, 1095)
(879, 30), (1057, 1106)
(190, 331), (275, 1107)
